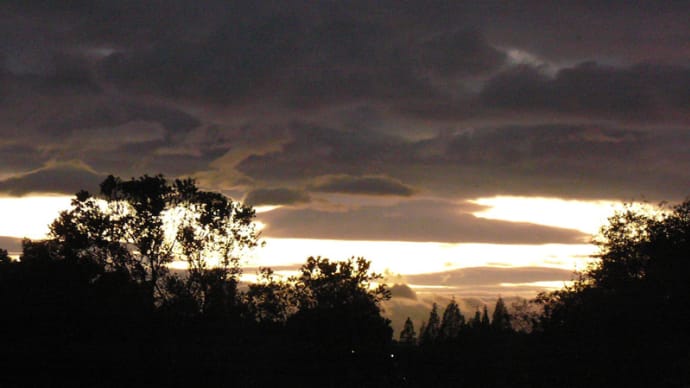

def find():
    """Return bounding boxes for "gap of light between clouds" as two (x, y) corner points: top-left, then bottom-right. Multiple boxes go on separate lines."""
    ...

(0, 195), (616, 280)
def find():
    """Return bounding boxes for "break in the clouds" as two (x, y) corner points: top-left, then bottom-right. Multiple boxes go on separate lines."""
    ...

(258, 199), (587, 244)
(0, 1), (689, 230)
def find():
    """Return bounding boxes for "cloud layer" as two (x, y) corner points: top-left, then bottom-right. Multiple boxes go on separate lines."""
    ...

(259, 199), (587, 244)
(1, 1), (688, 245)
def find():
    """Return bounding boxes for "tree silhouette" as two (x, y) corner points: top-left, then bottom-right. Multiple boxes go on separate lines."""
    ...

(439, 298), (464, 340)
(469, 309), (482, 329)
(481, 305), (490, 328)
(420, 303), (440, 344)
(509, 299), (538, 333)
(534, 199), (690, 387)
(539, 199), (690, 327)
(287, 256), (392, 348)
(246, 267), (297, 323)
(399, 317), (417, 345)
(0, 248), (9, 264)
(591, 200), (690, 297)
(491, 297), (511, 331)
(417, 321), (426, 345)
(49, 175), (259, 311)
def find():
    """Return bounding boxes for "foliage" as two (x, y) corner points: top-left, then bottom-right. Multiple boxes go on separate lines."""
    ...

(6, 174), (690, 386)
(399, 317), (417, 345)
(592, 200), (690, 297)
(538, 199), (690, 327)
(246, 267), (297, 323)
(439, 298), (464, 340)
(508, 299), (540, 333)
(292, 256), (391, 309)
(49, 174), (260, 311)
(491, 297), (511, 331)
(0, 248), (10, 264)
(468, 309), (482, 329)
(0, 174), (404, 386)
(481, 305), (490, 327)
(420, 303), (440, 344)
(287, 256), (393, 347)
(533, 199), (690, 386)
(417, 321), (426, 344)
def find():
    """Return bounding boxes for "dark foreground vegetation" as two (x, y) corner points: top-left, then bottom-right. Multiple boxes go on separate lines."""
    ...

(1, 175), (689, 387)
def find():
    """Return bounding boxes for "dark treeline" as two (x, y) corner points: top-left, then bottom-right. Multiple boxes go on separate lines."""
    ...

(1, 175), (689, 387)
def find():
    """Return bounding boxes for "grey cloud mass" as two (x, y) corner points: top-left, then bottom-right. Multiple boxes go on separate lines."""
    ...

(0, 162), (104, 196)
(0, 1), (688, 243)
(244, 187), (311, 206)
(480, 63), (690, 123)
(309, 175), (415, 196)
(258, 199), (587, 244)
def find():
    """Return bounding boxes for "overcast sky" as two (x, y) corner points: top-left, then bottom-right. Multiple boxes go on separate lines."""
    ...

(1, 1), (688, 312)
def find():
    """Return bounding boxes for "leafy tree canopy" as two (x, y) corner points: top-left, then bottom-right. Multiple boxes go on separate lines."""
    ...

(49, 174), (260, 311)
(287, 256), (393, 347)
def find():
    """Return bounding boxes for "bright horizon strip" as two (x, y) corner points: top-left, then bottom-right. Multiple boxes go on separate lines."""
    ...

(470, 196), (624, 235)
(0, 194), (619, 242)
(1, 195), (600, 287)
(499, 280), (575, 289)
(244, 237), (597, 276)
(0, 195), (73, 240)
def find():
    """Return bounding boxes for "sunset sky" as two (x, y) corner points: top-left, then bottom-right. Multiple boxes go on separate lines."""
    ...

(1, 1), (688, 318)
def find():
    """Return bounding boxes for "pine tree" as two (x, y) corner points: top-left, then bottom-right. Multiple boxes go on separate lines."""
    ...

(439, 298), (464, 340)
(417, 321), (426, 345)
(420, 303), (440, 344)
(491, 297), (511, 331)
(399, 317), (417, 345)
(470, 309), (481, 329)
(481, 305), (490, 328)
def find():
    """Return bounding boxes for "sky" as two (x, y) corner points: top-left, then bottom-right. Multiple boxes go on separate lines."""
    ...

(1, 1), (689, 324)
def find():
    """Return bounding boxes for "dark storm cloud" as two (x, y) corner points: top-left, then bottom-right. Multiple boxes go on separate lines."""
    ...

(0, 162), (104, 196)
(1, 52), (101, 96)
(238, 123), (690, 201)
(99, 9), (501, 107)
(309, 175), (415, 196)
(0, 0), (688, 202)
(480, 1), (690, 65)
(417, 29), (506, 78)
(417, 125), (690, 200)
(480, 63), (690, 123)
(244, 187), (311, 206)
(259, 199), (587, 244)
(237, 123), (406, 182)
